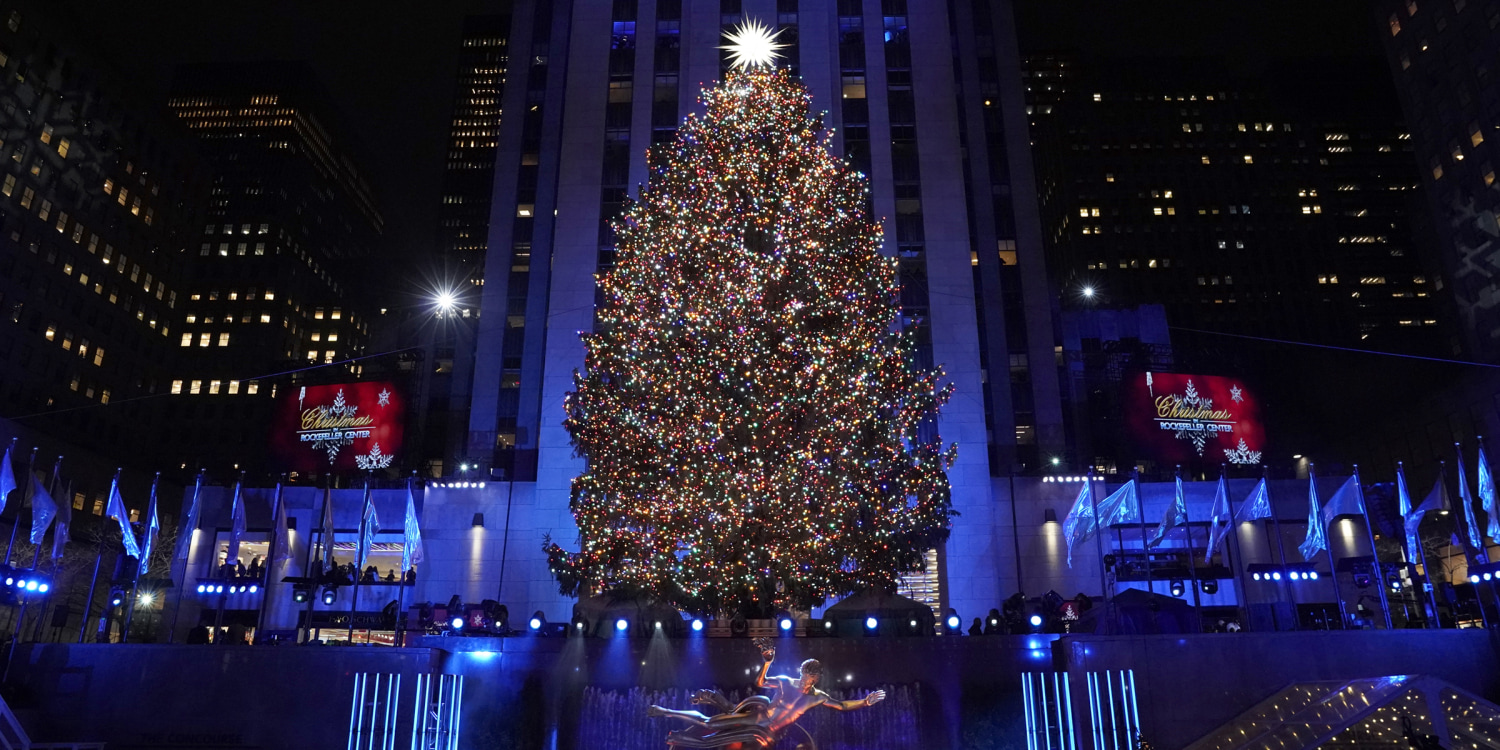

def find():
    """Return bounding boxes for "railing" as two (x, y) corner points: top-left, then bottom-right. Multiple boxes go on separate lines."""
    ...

(0, 693), (30, 750)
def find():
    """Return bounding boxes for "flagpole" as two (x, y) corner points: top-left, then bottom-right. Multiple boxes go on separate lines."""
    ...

(1454, 443), (1493, 629)
(349, 473), (370, 644)
(1310, 463), (1348, 629)
(30, 460), (64, 643)
(9, 454), (54, 652)
(1398, 462), (1440, 629)
(168, 470), (206, 644)
(1224, 465), (1254, 631)
(306, 482), (331, 644)
(1177, 467), (1204, 629)
(1261, 466), (1295, 630)
(5, 447), (37, 567)
(1136, 469), (1151, 598)
(1352, 466), (1393, 629)
(399, 471), (416, 648)
(255, 480), (284, 641)
(1084, 469), (1113, 629)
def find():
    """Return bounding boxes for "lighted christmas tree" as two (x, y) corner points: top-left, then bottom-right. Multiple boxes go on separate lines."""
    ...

(545, 22), (955, 616)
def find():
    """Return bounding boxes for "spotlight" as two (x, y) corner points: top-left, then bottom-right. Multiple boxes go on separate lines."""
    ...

(1486, 573), (1495, 582)
(138, 592), (155, 606)
(529, 617), (542, 631)
(655, 621), (663, 629)
(1287, 571), (1299, 581)
(1252, 572), (1262, 582)
(1390, 580), (1402, 591)
(1201, 579), (1219, 595)
(197, 584), (207, 594)
(946, 614), (961, 632)
(451, 616), (465, 631)
(292, 588), (309, 603)
(1471, 574), (1482, 584)
(1169, 580), (1186, 597)
(615, 618), (629, 632)
(691, 619), (704, 632)
(37, 583), (48, 593)
(864, 616), (878, 631)
(1309, 571), (1319, 581)
(216, 585), (225, 594)
(824, 620), (833, 630)
(1029, 613), (1044, 629)
(779, 617), (793, 632)
(249, 584), (258, 594)
(321, 586), (337, 605)
(531, 611), (547, 633)
(1270, 572), (1281, 582)
(4, 577), (11, 586)
(24, 580), (36, 592)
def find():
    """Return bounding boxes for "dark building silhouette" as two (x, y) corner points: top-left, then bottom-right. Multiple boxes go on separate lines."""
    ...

(163, 62), (385, 474)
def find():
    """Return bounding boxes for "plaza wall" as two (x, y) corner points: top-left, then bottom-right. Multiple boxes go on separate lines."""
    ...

(8, 630), (1499, 750)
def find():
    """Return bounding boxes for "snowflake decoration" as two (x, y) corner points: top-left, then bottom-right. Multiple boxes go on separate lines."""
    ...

(719, 18), (786, 70)
(1224, 438), (1262, 465)
(355, 443), (394, 470)
(378, 388), (391, 407)
(1172, 380), (1214, 455)
(310, 389), (360, 463)
(1230, 385), (1243, 403)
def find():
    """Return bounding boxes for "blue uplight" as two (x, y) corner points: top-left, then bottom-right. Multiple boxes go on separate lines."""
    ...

(1271, 572), (1282, 581)
(24, 580), (37, 592)
(779, 617), (793, 631)
(864, 616), (878, 630)
(615, 618), (629, 632)
(451, 617), (465, 630)
(1309, 571), (1319, 580)
(37, 583), (47, 593)
(529, 617), (542, 630)
(691, 619), (704, 632)
(1029, 614), (1043, 628)
(1471, 574), (1482, 584)
(946, 615), (961, 629)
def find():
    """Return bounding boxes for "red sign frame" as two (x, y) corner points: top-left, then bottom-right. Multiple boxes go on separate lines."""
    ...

(269, 382), (405, 473)
(1124, 372), (1265, 466)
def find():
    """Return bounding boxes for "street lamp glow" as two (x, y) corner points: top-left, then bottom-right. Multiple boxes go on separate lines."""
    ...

(435, 291), (458, 313)
(1080, 285), (1096, 299)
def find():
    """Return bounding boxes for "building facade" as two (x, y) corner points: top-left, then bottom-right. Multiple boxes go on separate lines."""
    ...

(462, 0), (1065, 622)
(163, 63), (385, 476)
(0, 4), (204, 475)
(1376, 0), (1500, 361)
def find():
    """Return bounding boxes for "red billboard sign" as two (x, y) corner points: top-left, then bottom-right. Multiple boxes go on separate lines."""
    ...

(1125, 372), (1265, 466)
(269, 382), (405, 473)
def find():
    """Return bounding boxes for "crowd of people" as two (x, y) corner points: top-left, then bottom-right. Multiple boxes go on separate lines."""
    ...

(215, 555), (415, 586)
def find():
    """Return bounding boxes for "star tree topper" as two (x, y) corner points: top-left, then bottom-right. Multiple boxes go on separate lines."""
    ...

(720, 18), (787, 70)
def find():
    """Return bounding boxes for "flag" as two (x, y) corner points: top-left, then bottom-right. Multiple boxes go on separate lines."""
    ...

(1480, 444), (1500, 542)
(0, 445), (16, 517)
(105, 475), (142, 560)
(173, 473), (204, 562)
(27, 472), (58, 545)
(1406, 474), (1449, 544)
(1298, 472), (1327, 560)
(401, 481), (424, 573)
(1062, 478), (1139, 568)
(270, 484), (292, 572)
(225, 479), (247, 567)
(1322, 476), (1366, 525)
(1397, 464), (1418, 558)
(51, 479), (70, 561)
(1147, 474), (1188, 548)
(356, 484), (379, 570)
(137, 477), (160, 577)
(1456, 448), (1485, 550)
(1237, 478), (1274, 522)
(1205, 474), (1232, 564)
(319, 486), (336, 573)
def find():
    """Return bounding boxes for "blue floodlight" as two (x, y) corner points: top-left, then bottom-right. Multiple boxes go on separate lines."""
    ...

(24, 580), (37, 592)
(1472, 574), (1482, 584)
(1029, 613), (1044, 628)
(37, 583), (48, 593)
(1309, 571), (1319, 580)
(946, 615), (961, 630)
(216, 585), (225, 594)
(1252, 572), (1261, 581)
(779, 617), (793, 632)
(1486, 573), (1495, 581)
(864, 616), (878, 631)
(3, 577), (11, 586)
(249, 585), (258, 594)
(615, 618), (629, 632)
(529, 617), (543, 631)
(691, 618), (704, 632)
(197, 584), (206, 594)
(1271, 572), (1282, 581)
(451, 617), (465, 630)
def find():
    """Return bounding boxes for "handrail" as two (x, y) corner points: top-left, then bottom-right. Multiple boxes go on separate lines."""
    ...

(0, 691), (30, 750)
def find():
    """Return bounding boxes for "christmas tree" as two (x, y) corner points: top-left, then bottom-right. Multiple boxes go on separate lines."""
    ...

(545, 24), (955, 616)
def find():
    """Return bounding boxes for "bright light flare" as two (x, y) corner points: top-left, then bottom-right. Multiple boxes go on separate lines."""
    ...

(720, 19), (787, 70)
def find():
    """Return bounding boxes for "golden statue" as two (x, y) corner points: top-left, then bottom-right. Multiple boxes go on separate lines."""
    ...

(647, 636), (886, 749)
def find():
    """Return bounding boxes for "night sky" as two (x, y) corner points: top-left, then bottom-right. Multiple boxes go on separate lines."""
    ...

(59, 0), (1390, 268)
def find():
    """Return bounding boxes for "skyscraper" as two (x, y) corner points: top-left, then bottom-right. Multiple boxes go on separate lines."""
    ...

(0, 4), (204, 475)
(1376, 0), (1500, 361)
(164, 63), (385, 474)
(465, 0), (1062, 620)
(412, 15), (512, 476)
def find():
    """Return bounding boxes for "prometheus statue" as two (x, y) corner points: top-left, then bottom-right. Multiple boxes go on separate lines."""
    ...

(647, 636), (886, 748)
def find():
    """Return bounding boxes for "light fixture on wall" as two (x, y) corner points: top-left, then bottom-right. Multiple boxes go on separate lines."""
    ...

(1043, 509), (1059, 525)
(472, 513), (485, 528)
